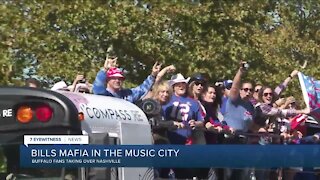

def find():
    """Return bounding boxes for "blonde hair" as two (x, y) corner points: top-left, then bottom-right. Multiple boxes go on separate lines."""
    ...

(188, 81), (195, 98)
(152, 80), (172, 103)
(188, 81), (202, 99)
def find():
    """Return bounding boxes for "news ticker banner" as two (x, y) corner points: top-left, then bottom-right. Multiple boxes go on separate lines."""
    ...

(21, 144), (320, 168)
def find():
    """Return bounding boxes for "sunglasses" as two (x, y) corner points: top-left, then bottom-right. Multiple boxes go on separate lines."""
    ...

(263, 93), (273, 97)
(194, 81), (204, 86)
(255, 89), (261, 93)
(241, 88), (253, 92)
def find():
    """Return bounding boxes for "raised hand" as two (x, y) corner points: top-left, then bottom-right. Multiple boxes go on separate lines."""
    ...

(104, 57), (118, 70)
(290, 70), (299, 77)
(151, 61), (162, 77)
(164, 65), (176, 73)
(155, 64), (176, 83)
(74, 74), (85, 83)
(239, 61), (249, 72)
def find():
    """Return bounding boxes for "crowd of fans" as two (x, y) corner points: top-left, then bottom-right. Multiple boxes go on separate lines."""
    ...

(26, 56), (320, 180)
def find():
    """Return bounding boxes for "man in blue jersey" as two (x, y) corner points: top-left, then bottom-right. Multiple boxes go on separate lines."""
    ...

(223, 61), (255, 180)
(163, 73), (204, 144)
(93, 57), (161, 103)
(163, 73), (205, 179)
(224, 62), (254, 133)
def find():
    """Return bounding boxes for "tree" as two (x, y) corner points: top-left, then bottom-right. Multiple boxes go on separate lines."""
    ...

(0, 0), (319, 100)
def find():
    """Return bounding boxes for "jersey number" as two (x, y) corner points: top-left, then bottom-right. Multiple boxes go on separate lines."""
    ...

(170, 102), (190, 121)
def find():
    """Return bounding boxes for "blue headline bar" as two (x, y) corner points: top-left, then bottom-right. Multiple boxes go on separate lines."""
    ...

(20, 145), (320, 168)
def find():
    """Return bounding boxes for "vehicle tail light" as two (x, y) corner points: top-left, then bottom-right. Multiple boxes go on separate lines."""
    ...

(17, 106), (33, 123)
(35, 104), (53, 122)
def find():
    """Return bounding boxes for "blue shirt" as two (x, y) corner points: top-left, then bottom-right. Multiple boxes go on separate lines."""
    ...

(224, 96), (254, 132)
(163, 94), (204, 144)
(220, 95), (228, 115)
(92, 69), (155, 103)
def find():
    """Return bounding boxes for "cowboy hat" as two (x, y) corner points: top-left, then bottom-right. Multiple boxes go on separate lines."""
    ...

(169, 73), (190, 86)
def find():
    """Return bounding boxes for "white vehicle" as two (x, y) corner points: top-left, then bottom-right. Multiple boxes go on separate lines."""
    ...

(61, 91), (154, 180)
(0, 87), (153, 180)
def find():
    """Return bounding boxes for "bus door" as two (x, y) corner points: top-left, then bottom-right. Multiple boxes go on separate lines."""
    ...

(0, 87), (81, 180)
